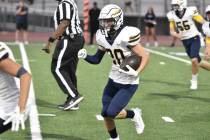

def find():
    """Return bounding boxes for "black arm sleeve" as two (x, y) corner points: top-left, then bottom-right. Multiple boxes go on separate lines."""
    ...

(84, 49), (106, 64)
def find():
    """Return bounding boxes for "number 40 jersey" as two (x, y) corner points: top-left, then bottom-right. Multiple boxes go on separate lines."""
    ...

(96, 26), (141, 85)
(167, 6), (200, 40)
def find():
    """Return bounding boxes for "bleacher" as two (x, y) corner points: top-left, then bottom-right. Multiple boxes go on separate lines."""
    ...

(1, 0), (210, 16)
(0, 0), (210, 32)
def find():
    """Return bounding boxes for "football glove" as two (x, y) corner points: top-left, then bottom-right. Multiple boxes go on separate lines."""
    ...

(119, 65), (139, 77)
(3, 106), (25, 131)
(78, 49), (87, 59)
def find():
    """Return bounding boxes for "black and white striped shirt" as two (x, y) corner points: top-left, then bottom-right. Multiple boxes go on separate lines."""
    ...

(54, 0), (82, 37)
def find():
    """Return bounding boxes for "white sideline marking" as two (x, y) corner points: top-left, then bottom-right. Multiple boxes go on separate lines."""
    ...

(38, 114), (56, 117)
(169, 52), (204, 57)
(162, 116), (175, 123)
(19, 43), (42, 140)
(96, 115), (104, 121)
(145, 48), (191, 64)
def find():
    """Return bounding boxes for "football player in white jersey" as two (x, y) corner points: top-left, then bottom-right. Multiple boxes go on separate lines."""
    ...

(202, 5), (210, 61)
(0, 42), (31, 133)
(78, 4), (149, 140)
(167, 0), (210, 90)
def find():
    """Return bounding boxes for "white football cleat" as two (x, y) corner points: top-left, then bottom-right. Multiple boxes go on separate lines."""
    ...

(131, 108), (145, 134)
(190, 80), (197, 90)
(109, 136), (120, 140)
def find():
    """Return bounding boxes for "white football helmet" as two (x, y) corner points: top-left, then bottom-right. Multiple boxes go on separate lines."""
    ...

(171, 0), (187, 11)
(98, 4), (123, 37)
(205, 5), (210, 21)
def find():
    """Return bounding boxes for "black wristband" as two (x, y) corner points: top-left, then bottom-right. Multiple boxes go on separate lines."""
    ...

(48, 37), (55, 43)
(16, 67), (28, 78)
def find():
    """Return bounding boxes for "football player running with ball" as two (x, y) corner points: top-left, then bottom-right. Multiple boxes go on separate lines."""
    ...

(78, 4), (149, 140)
(167, 0), (210, 90)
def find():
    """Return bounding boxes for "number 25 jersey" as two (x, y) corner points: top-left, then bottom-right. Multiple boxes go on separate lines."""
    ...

(167, 7), (200, 40)
(96, 26), (141, 85)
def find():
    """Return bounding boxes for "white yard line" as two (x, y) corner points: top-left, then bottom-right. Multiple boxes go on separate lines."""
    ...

(38, 114), (56, 117)
(96, 114), (104, 121)
(19, 43), (42, 140)
(145, 48), (191, 64)
(161, 116), (175, 123)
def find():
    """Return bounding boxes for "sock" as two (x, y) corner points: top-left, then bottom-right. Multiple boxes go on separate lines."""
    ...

(192, 74), (198, 81)
(126, 109), (135, 118)
(108, 127), (118, 139)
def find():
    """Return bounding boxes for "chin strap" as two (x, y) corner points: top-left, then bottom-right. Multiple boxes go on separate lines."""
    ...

(104, 30), (109, 37)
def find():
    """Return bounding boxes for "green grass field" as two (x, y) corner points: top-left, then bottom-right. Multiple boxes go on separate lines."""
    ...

(1, 43), (210, 140)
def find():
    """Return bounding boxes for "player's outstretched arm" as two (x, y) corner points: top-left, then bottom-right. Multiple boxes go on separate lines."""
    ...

(132, 44), (149, 73)
(0, 57), (31, 131)
(78, 48), (106, 64)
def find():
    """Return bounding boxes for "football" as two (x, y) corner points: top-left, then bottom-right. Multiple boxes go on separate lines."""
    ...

(120, 54), (142, 71)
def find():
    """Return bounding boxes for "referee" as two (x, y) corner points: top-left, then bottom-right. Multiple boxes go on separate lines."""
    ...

(42, 0), (84, 111)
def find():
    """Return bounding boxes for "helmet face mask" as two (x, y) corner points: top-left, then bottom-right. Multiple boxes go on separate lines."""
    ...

(99, 18), (115, 33)
(99, 4), (123, 37)
(171, 4), (180, 11)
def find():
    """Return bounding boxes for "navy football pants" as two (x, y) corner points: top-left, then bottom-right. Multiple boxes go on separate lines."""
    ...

(101, 78), (138, 118)
(182, 35), (201, 62)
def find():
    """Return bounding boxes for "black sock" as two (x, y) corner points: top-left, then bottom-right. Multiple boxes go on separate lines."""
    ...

(126, 109), (135, 118)
(108, 127), (118, 138)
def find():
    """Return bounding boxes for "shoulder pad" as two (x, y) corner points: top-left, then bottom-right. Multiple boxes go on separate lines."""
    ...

(0, 42), (9, 60)
(167, 11), (174, 21)
(122, 26), (141, 46)
(96, 29), (103, 45)
(187, 6), (199, 15)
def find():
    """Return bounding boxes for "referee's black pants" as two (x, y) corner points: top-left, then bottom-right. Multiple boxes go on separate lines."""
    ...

(51, 35), (84, 99)
(0, 118), (11, 134)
